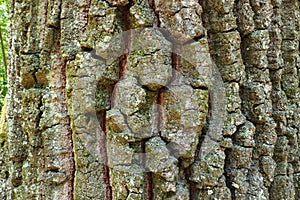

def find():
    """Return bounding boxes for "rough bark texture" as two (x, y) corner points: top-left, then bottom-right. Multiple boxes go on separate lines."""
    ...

(1, 0), (300, 199)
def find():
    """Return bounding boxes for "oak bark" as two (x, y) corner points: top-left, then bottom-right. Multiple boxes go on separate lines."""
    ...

(1, 0), (300, 199)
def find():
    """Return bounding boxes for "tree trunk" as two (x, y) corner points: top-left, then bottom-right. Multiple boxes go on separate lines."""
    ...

(1, 0), (300, 199)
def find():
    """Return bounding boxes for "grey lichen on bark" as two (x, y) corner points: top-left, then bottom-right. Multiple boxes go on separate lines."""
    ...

(2, 0), (300, 199)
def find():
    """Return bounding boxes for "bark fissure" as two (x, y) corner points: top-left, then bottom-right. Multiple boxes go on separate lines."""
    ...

(145, 172), (154, 200)
(60, 60), (76, 200)
(102, 2), (134, 199)
(156, 89), (164, 137)
(141, 140), (154, 200)
(182, 165), (198, 200)
(95, 96), (113, 200)
(148, 0), (160, 27)
(55, 0), (77, 194)
(224, 148), (236, 200)
(116, 2), (131, 79)
(98, 110), (113, 200)
(35, 94), (43, 132)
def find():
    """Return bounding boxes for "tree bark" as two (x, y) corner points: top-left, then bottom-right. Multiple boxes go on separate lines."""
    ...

(1, 0), (300, 199)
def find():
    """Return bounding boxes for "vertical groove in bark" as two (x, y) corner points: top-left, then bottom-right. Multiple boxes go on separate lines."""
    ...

(155, 89), (163, 136)
(224, 148), (235, 200)
(48, 21), (76, 197)
(97, 110), (112, 200)
(145, 172), (154, 200)
(116, 0), (132, 79)
(61, 61), (76, 200)
(183, 165), (198, 200)
(99, 12), (130, 199)
(148, 0), (159, 27)
(55, 2), (76, 197)
(110, 2), (133, 200)
(141, 140), (154, 200)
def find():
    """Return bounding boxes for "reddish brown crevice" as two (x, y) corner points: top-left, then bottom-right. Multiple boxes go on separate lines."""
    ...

(43, 5), (77, 196)
(141, 139), (154, 200)
(110, 2), (132, 107)
(155, 88), (164, 137)
(183, 165), (199, 200)
(116, 1), (132, 80)
(146, 172), (154, 200)
(143, 69), (166, 200)
(188, 181), (199, 200)
(99, 3), (133, 200)
(55, 6), (76, 196)
(96, 110), (112, 200)
(148, 0), (160, 27)
(138, 89), (164, 199)
(140, 141), (146, 166)
(118, 51), (129, 80)
(103, 163), (113, 200)
(56, 59), (76, 200)
(171, 43), (183, 81)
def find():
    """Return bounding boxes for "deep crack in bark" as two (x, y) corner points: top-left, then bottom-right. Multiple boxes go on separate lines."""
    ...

(141, 140), (154, 200)
(61, 60), (76, 200)
(97, 110), (112, 200)
(101, 2), (133, 199)
(148, 0), (160, 27)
